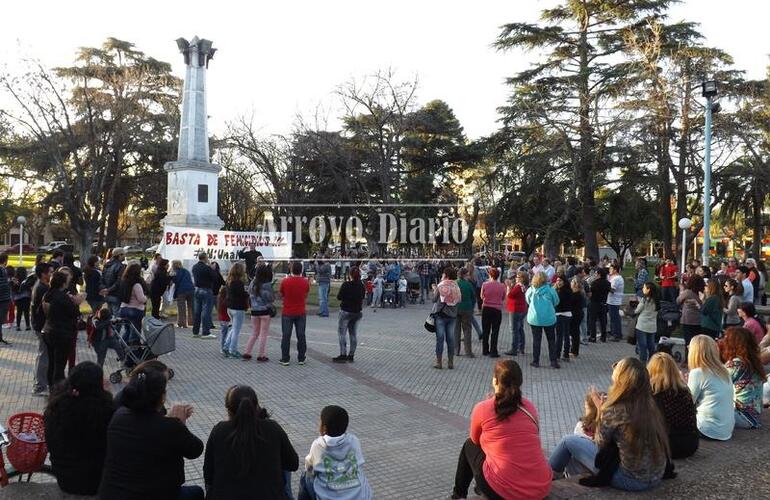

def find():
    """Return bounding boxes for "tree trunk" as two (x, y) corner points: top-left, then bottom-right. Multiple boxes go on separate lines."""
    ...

(577, 26), (599, 260)
(105, 198), (121, 248)
(752, 187), (763, 258)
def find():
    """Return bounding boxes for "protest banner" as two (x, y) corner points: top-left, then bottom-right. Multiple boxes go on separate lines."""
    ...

(158, 226), (292, 261)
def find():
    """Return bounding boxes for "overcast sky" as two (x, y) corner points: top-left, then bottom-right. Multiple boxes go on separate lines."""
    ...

(3, 0), (768, 139)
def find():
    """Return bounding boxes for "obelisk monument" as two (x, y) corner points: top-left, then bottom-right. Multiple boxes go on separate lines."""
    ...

(162, 36), (224, 230)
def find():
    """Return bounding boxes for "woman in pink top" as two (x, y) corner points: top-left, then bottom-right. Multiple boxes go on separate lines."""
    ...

(480, 269), (507, 357)
(737, 302), (765, 344)
(117, 263), (148, 342)
(451, 360), (551, 500)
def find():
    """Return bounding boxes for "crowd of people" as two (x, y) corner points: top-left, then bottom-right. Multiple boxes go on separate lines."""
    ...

(1, 247), (768, 498)
(42, 359), (372, 500)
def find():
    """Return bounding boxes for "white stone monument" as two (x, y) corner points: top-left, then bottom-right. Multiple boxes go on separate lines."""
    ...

(162, 36), (224, 230)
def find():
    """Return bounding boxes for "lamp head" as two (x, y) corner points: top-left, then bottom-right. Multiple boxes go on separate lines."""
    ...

(702, 80), (718, 98)
(678, 218), (693, 230)
(16, 216), (26, 225)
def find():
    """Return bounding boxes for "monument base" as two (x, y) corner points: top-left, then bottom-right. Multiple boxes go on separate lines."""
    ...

(161, 214), (224, 230)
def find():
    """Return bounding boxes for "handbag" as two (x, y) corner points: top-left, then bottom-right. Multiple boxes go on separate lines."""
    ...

(424, 301), (443, 333)
(163, 284), (175, 304)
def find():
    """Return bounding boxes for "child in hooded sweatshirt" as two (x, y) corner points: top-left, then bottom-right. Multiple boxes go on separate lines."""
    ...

(298, 405), (372, 500)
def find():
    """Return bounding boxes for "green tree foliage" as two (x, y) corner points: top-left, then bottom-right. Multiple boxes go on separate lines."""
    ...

(0, 38), (180, 259)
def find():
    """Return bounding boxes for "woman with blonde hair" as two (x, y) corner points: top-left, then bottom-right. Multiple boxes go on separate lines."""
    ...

(552, 358), (670, 491)
(525, 272), (560, 369)
(687, 335), (734, 440)
(647, 353), (698, 458)
(223, 262), (250, 359)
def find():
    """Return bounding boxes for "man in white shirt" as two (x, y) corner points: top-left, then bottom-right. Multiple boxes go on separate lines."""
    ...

(542, 259), (556, 281)
(607, 264), (625, 341)
(737, 266), (754, 304)
(531, 256), (545, 277)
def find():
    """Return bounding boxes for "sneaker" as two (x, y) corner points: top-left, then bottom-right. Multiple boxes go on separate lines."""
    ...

(32, 389), (49, 397)
(488, 352), (500, 358)
(257, 356), (269, 362)
(200, 334), (217, 339)
(192, 334), (200, 339)
(221, 349), (228, 357)
(610, 337), (622, 342)
(332, 355), (348, 363)
(279, 359), (290, 366)
(242, 354), (253, 360)
(229, 351), (242, 359)
(504, 350), (518, 356)
(551, 362), (561, 369)
(529, 362), (540, 368)
(298, 359), (306, 366)
(346, 354), (354, 362)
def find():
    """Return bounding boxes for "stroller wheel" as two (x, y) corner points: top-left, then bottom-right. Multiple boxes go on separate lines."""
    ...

(168, 368), (175, 380)
(109, 372), (122, 384)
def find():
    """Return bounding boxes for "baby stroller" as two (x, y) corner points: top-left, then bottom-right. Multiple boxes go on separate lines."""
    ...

(382, 282), (397, 308)
(405, 272), (421, 304)
(657, 301), (681, 339)
(109, 317), (176, 384)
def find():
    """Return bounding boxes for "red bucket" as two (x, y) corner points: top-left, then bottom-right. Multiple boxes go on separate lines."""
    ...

(6, 413), (47, 474)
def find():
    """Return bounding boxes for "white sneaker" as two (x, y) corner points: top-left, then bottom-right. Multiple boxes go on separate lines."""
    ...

(200, 334), (217, 339)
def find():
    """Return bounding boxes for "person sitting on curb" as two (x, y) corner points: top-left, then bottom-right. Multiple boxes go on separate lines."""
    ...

(719, 327), (765, 429)
(452, 360), (551, 500)
(299, 405), (372, 500)
(647, 353), (699, 459)
(204, 385), (299, 500)
(44, 361), (114, 496)
(687, 335), (735, 440)
(99, 362), (204, 500)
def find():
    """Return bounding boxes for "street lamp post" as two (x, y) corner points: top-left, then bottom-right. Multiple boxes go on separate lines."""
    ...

(16, 216), (26, 266)
(701, 80), (719, 265)
(678, 218), (692, 284)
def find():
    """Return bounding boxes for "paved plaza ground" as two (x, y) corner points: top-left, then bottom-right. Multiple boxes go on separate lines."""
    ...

(0, 301), (627, 498)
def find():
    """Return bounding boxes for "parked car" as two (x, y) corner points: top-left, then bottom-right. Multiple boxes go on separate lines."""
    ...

(38, 241), (74, 253)
(5, 244), (38, 254)
(145, 244), (159, 253)
(123, 245), (144, 255)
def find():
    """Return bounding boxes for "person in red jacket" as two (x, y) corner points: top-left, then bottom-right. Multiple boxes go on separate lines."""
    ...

(658, 258), (679, 303)
(279, 261), (310, 366)
(504, 272), (529, 356)
(451, 360), (551, 500)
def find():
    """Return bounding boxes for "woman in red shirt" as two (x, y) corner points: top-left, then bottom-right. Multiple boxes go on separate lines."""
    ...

(504, 272), (528, 356)
(451, 360), (551, 500)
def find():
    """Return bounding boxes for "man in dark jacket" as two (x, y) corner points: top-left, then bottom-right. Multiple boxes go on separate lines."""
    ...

(0, 253), (11, 345)
(100, 248), (126, 316)
(238, 244), (263, 279)
(191, 254), (217, 339)
(31, 263), (53, 395)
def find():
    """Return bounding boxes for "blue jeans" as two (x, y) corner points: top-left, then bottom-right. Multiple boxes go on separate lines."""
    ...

(226, 309), (245, 353)
(420, 275), (431, 301)
(298, 472), (316, 500)
(281, 315), (307, 362)
(178, 485), (204, 500)
(338, 310), (362, 356)
(548, 435), (598, 476)
(610, 468), (661, 492)
(284, 470), (295, 500)
(318, 282), (330, 316)
(435, 315), (456, 357)
(92, 335), (125, 367)
(105, 296), (121, 318)
(580, 307), (588, 341)
(556, 315), (570, 358)
(661, 286), (677, 304)
(636, 328), (656, 364)
(220, 321), (230, 352)
(510, 312), (526, 353)
(531, 324), (557, 365)
(192, 288), (213, 335)
(119, 307), (144, 344)
(608, 304), (622, 339)
(470, 315), (482, 337)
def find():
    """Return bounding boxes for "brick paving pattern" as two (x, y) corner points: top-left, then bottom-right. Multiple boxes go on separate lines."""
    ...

(0, 303), (633, 499)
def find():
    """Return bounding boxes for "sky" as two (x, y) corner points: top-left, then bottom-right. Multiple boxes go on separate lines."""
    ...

(2, 0), (769, 140)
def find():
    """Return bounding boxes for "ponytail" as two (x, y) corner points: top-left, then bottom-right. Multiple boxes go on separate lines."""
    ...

(494, 384), (522, 421)
(492, 360), (524, 421)
(224, 385), (267, 477)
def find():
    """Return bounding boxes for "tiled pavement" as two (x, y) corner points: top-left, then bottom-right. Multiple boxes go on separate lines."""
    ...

(0, 304), (633, 499)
